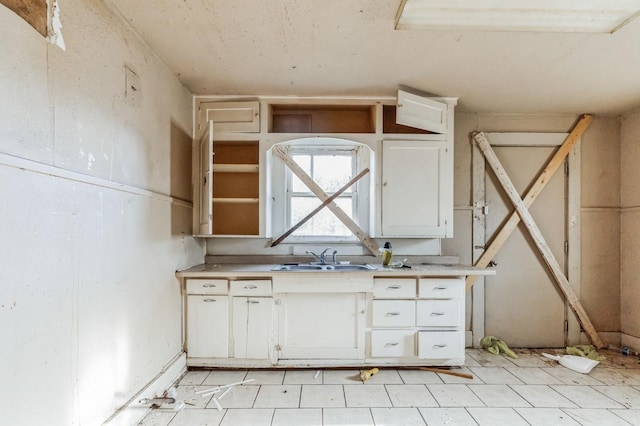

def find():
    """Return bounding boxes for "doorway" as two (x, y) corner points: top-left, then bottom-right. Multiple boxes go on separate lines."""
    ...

(472, 133), (581, 348)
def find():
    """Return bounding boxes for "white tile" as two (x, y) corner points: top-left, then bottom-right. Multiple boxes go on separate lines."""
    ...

(219, 408), (273, 426)
(176, 385), (214, 409)
(202, 370), (248, 386)
(344, 384), (392, 407)
(427, 384), (485, 407)
(467, 407), (529, 425)
(179, 370), (210, 386)
(283, 369), (323, 385)
(541, 367), (606, 385)
(466, 349), (519, 367)
(467, 367), (523, 384)
(244, 370), (285, 385)
(610, 408), (640, 424)
(593, 385), (640, 409)
(506, 352), (551, 368)
(385, 384), (438, 407)
(509, 384), (577, 408)
(464, 352), (482, 367)
(322, 408), (374, 425)
(253, 385), (301, 408)
(418, 407), (477, 425)
(468, 384), (530, 407)
(323, 369), (363, 384)
(169, 408), (225, 426)
(515, 408), (581, 425)
(137, 410), (176, 426)
(300, 385), (345, 408)
(551, 385), (624, 408)
(370, 407), (426, 425)
(564, 408), (632, 426)
(362, 369), (404, 384)
(271, 408), (322, 426)
(206, 385), (259, 409)
(505, 367), (564, 385)
(397, 369), (443, 384)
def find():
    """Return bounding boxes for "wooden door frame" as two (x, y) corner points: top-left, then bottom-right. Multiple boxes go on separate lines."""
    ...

(470, 133), (581, 347)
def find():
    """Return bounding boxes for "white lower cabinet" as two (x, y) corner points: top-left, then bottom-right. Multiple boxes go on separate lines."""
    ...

(418, 331), (464, 359)
(277, 293), (365, 360)
(187, 295), (229, 358)
(232, 297), (272, 359)
(371, 330), (415, 357)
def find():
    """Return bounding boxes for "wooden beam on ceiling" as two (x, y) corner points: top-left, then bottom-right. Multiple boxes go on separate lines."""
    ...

(2, 0), (47, 36)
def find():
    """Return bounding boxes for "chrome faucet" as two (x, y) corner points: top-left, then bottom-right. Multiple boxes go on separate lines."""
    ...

(306, 248), (336, 264)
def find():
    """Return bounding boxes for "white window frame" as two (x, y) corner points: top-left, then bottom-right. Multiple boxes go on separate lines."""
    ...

(271, 138), (372, 244)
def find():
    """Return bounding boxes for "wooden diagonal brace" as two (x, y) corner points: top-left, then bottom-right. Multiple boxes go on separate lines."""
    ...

(271, 168), (370, 247)
(272, 145), (379, 255)
(466, 114), (593, 292)
(474, 131), (604, 349)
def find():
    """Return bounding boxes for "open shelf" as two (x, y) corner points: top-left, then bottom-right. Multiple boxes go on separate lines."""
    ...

(270, 104), (375, 133)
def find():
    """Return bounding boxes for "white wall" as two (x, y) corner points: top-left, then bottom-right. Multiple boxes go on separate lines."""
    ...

(621, 109), (640, 348)
(0, 1), (202, 425)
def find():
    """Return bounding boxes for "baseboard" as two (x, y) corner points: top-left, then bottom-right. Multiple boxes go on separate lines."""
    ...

(621, 333), (640, 352)
(104, 352), (187, 426)
(579, 331), (620, 347)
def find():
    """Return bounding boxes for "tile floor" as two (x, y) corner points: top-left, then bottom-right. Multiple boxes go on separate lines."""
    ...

(138, 349), (640, 426)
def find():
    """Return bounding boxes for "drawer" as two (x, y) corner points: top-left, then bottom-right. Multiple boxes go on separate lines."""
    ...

(372, 300), (415, 327)
(186, 279), (228, 295)
(418, 278), (464, 299)
(373, 278), (416, 299)
(416, 300), (462, 328)
(417, 331), (464, 359)
(371, 330), (415, 358)
(230, 279), (272, 296)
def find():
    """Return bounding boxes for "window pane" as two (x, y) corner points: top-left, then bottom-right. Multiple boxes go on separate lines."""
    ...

(291, 154), (311, 192)
(314, 155), (352, 192)
(291, 197), (353, 236)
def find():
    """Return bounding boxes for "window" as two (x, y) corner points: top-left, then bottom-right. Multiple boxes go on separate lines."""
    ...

(286, 146), (358, 239)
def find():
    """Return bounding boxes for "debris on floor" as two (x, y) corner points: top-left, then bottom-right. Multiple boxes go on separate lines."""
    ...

(196, 378), (256, 411)
(542, 352), (600, 374)
(566, 344), (606, 361)
(359, 367), (379, 382)
(139, 386), (184, 411)
(480, 335), (518, 358)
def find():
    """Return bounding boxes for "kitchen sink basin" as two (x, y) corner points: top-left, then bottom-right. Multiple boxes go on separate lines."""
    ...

(272, 263), (377, 271)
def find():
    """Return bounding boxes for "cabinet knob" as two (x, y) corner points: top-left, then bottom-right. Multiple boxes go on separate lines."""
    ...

(384, 342), (399, 347)
(203, 298), (217, 302)
(387, 285), (401, 290)
(203, 284), (217, 288)
(433, 344), (447, 349)
(434, 286), (447, 291)
(385, 312), (400, 317)
(244, 285), (258, 289)
(247, 300), (260, 304)
(430, 312), (445, 316)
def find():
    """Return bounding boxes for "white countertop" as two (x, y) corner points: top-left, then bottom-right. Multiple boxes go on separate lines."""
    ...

(176, 263), (495, 278)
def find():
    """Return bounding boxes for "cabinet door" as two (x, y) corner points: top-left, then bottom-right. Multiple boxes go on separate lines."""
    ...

(233, 297), (273, 359)
(199, 100), (260, 133)
(396, 90), (448, 134)
(187, 295), (228, 358)
(197, 120), (213, 235)
(381, 140), (451, 237)
(278, 293), (365, 359)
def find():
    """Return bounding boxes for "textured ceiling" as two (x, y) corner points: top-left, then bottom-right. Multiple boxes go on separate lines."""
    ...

(108, 0), (640, 115)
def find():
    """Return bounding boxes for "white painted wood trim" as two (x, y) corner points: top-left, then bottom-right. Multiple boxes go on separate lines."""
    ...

(0, 152), (192, 208)
(470, 143), (486, 348)
(567, 145), (582, 345)
(484, 132), (572, 147)
(104, 352), (187, 426)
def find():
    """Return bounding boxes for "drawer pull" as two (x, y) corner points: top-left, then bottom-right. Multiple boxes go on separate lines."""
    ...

(433, 286), (447, 291)
(433, 344), (448, 349)
(244, 285), (258, 289)
(430, 312), (445, 316)
(203, 299), (217, 302)
(247, 300), (260, 304)
(385, 312), (401, 317)
(384, 342), (400, 347)
(387, 285), (401, 290)
(203, 284), (217, 288)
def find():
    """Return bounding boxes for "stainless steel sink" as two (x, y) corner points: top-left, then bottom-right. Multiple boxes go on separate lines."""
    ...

(272, 263), (376, 271)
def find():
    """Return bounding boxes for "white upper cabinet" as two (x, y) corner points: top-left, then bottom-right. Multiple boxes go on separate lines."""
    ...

(197, 120), (213, 235)
(199, 100), (260, 133)
(381, 140), (451, 237)
(396, 89), (448, 134)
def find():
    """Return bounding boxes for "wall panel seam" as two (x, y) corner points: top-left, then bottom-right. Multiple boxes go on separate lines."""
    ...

(0, 152), (193, 208)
